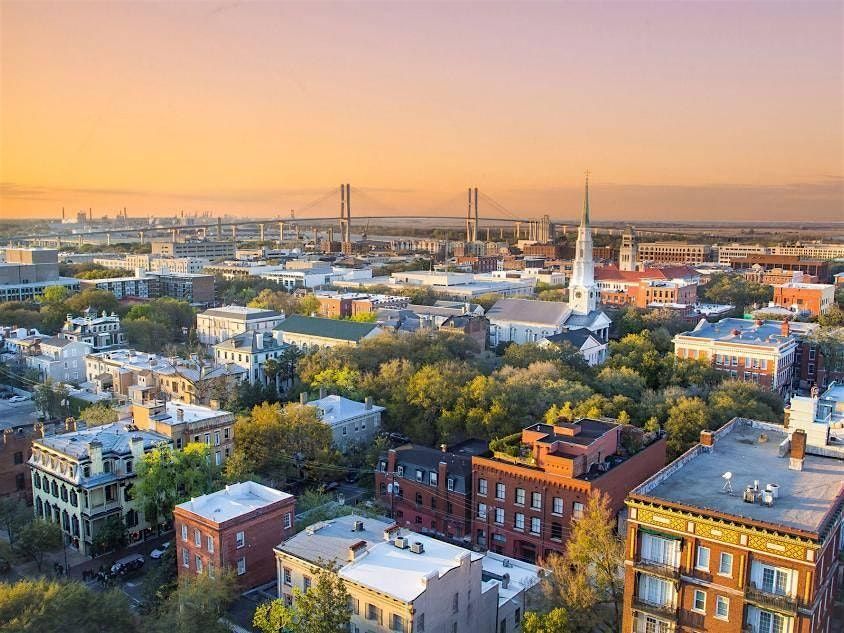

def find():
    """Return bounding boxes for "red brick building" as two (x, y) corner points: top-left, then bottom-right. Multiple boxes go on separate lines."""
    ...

(375, 440), (488, 542)
(622, 420), (843, 633)
(730, 255), (831, 283)
(772, 283), (836, 317)
(174, 481), (295, 588)
(471, 419), (666, 563)
(0, 427), (34, 503)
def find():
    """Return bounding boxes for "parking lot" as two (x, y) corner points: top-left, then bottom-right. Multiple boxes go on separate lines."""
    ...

(0, 396), (37, 431)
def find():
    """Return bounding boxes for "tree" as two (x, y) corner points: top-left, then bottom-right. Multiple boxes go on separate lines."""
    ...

(123, 318), (174, 353)
(145, 573), (237, 633)
(819, 304), (844, 327)
(349, 311), (377, 323)
(522, 609), (573, 633)
(253, 566), (351, 633)
(539, 491), (624, 633)
(64, 289), (119, 315)
(13, 519), (62, 572)
(0, 578), (135, 633)
(248, 288), (301, 314)
(707, 380), (782, 426)
(136, 443), (219, 531)
(595, 367), (646, 400)
(33, 379), (70, 420)
(807, 327), (844, 378)
(299, 294), (321, 316)
(665, 396), (711, 458)
(79, 402), (119, 426)
(39, 286), (70, 304)
(141, 543), (178, 612)
(308, 367), (362, 399)
(0, 497), (31, 545)
(701, 273), (772, 311)
(91, 515), (127, 556)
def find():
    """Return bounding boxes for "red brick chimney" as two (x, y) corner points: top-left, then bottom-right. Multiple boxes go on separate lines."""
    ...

(781, 319), (790, 336)
(789, 429), (806, 471)
(700, 430), (715, 447)
(387, 449), (397, 474)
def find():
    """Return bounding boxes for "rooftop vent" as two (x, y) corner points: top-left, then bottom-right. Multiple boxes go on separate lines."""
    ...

(394, 536), (408, 549)
(410, 541), (424, 554)
(351, 520), (364, 532)
(502, 559), (512, 568)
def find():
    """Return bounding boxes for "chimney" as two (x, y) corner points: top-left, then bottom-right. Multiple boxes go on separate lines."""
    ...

(700, 430), (715, 447)
(789, 429), (806, 471)
(176, 408), (184, 423)
(65, 417), (77, 433)
(130, 436), (144, 463)
(365, 396), (373, 410)
(781, 319), (790, 336)
(300, 392), (308, 405)
(319, 387), (326, 399)
(88, 440), (103, 475)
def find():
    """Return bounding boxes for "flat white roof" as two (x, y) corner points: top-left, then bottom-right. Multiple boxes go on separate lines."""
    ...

(481, 552), (542, 606)
(308, 395), (384, 426)
(339, 529), (483, 602)
(157, 401), (230, 424)
(176, 481), (292, 523)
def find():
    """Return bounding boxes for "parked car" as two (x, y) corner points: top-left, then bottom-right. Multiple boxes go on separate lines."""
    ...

(110, 553), (145, 576)
(149, 542), (171, 560)
(8, 395), (28, 403)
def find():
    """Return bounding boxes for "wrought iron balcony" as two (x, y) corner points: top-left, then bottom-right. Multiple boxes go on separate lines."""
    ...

(745, 582), (799, 614)
(632, 596), (678, 621)
(634, 557), (681, 580)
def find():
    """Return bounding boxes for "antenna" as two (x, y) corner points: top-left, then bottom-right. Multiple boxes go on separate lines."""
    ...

(721, 471), (733, 495)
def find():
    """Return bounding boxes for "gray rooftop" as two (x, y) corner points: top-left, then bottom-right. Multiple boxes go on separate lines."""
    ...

(486, 298), (570, 326)
(278, 514), (395, 566)
(676, 317), (798, 348)
(214, 330), (286, 353)
(199, 306), (282, 320)
(635, 418), (844, 535)
(35, 423), (170, 460)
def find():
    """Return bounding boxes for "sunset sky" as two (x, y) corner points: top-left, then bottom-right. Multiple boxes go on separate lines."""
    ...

(1, 1), (842, 222)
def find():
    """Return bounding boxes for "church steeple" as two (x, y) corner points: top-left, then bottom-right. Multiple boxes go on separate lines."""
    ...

(569, 172), (598, 315)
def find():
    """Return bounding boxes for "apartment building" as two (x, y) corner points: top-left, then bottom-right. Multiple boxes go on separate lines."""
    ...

(730, 256), (831, 283)
(637, 243), (713, 266)
(375, 440), (488, 541)
(60, 310), (126, 351)
(673, 319), (799, 396)
(772, 283), (836, 317)
(1, 426), (34, 502)
(130, 400), (235, 466)
(93, 254), (210, 274)
(29, 420), (172, 555)
(174, 481), (295, 588)
(196, 305), (285, 345)
(152, 239), (236, 259)
(314, 292), (408, 319)
(79, 275), (151, 299)
(622, 418), (843, 633)
(275, 514), (539, 633)
(213, 330), (288, 386)
(85, 348), (245, 405)
(304, 393), (384, 452)
(471, 419), (667, 563)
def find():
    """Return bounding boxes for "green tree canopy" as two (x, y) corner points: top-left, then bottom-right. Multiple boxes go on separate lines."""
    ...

(13, 519), (62, 572)
(79, 402), (119, 426)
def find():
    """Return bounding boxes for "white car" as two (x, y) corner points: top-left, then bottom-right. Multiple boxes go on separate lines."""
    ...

(149, 542), (171, 559)
(8, 395), (28, 403)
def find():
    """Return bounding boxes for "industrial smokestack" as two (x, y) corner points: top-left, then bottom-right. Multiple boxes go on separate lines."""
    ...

(473, 187), (478, 242)
(62, 207), (65, 220)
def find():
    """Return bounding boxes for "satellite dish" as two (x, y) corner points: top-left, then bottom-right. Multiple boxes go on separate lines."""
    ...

(721, 472), (733, 495)
(722, 472), (732, 480)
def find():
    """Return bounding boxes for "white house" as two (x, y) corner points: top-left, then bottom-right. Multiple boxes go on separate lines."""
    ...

(213, 330), (289, 386)
(539, 329), (607, 366)
(196, 305), (285, 345)
(304, 393), (384, 451)
(26, 337), (92, 384)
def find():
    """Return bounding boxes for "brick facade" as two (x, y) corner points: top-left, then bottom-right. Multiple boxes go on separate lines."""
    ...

(0, 427), (33, 503)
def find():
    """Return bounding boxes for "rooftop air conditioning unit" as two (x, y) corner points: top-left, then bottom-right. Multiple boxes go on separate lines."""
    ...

(394, 536), (408, 549)
(410, 542), (424, 554)
(352, 520), (364, 532)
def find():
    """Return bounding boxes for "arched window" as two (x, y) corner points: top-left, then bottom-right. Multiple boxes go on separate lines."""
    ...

(415, 492), (423, 505)
(69, 490), (78, 507)
(35, 497), (43, 517)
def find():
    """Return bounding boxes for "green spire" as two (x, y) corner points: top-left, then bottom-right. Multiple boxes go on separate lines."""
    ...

(581, 171), (590, 227)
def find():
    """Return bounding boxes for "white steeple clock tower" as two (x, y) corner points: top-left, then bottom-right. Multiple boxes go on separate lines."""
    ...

(569, 173), (598, 315)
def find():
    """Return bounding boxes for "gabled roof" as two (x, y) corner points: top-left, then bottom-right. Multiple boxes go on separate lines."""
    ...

(486, 298), (570, 326)
(543, 329), (599, 350)
(274, 315), (380, 342)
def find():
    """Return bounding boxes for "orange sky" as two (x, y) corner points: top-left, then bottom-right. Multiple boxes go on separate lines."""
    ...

(1, 1), (842, 222)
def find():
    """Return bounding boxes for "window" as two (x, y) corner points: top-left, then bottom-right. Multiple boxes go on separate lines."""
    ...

(236, 557), (246, 575)
(495, 483), (505, 500)
(418, 613), (424, 632)
(452, 592), (459, 613)
(692, 589), (706, 613)
(531, 492), (542, 510)
(214, 432), (220, 446)
(195, 555), (203, 573)
(478, 478), (488, 495)
(15, 474), (25, 491)
(551, 521), (563, 540)
(284, 512), (292, 529)
(640, 533), (681, 567)
(416, 469), (423, 482)
(515, 488), (525, 505)
(758, 611), (785, 633)
(194, 528), (201, 546)
(447, 477), (455, 492)
(637, 574), (672, 607)
(349, 597), (360, 615)
(303, 576), (311, 590)
(514, 513), (525, 530)
(695, 545), (710, 571)
(367, 604), (381, 622)
(397, 466), (404, 477)
(429, 472), (437, 486)
(235, 531), (245, 548)
(530, 517), (541, 535)
(572, 502), (584, 519)
(478, 503), (487, 519)
(181, 524), (188, 541)
(514, 608), (521, 627)
(718, 552), (733, 576)
(415, 492), (423, 505)
(760, 566), (789, 596)
(283, 567), (292, 586)
(715, 596), (729, 620)
(391, 614), (405, 632)
(207, 535), (214, 553)
(499, 618), (507, 633)
(182, 549), (189, 567)
(13, 451), (23, 465)
(495, 508), (504, 525)
(552, 497), (563, 515)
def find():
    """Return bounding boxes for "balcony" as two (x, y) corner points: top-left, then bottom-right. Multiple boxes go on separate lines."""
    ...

(632, 613), (676, 633)
(745, 582), (799, 614)
(634, 557), (680, 581)
(632, 597), (678, 621)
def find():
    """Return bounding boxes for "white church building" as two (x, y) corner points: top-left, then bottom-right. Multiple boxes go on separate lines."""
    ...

(487, 175), (610, 364)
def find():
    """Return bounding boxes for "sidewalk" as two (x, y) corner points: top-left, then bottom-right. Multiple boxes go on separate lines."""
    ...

(67, 531), (173, 581)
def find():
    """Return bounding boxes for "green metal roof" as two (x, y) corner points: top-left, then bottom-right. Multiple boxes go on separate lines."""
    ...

(273, 315), (379, 342)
